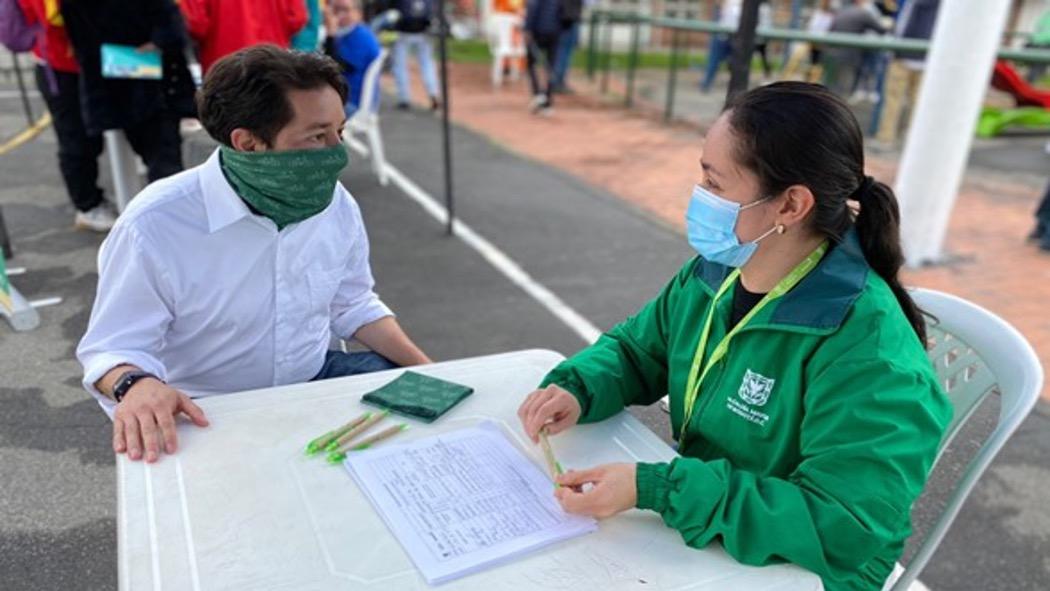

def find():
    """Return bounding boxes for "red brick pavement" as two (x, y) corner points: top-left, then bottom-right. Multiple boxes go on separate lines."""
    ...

(389, 63), (1050, 400)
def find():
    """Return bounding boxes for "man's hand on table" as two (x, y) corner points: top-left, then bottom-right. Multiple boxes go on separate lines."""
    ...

(114, 379), (209, 463)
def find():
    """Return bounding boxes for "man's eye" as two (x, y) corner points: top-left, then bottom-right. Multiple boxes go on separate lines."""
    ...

(315, 133), (327, 142)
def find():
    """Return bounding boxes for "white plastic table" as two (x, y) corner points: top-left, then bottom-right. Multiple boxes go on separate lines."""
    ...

(117, 349), (823, 590)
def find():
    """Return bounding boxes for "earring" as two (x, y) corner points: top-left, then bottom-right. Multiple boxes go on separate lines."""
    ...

(776, 224), (786, 234)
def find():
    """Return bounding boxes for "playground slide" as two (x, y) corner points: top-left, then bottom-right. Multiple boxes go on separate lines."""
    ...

(991, 60), (1050, 109)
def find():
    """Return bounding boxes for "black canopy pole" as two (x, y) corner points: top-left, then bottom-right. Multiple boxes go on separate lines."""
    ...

(726, 0), (762, 103)
(437, 0), (455, 236)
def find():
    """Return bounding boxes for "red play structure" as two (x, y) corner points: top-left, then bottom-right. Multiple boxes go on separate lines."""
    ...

(991, 60), (1050, 108)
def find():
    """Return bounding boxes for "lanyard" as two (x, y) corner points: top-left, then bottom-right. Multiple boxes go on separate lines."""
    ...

(678, 241), (829, 444)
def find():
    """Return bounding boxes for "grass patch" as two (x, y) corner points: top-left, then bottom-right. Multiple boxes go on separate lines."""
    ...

(446, 38), (778, 72)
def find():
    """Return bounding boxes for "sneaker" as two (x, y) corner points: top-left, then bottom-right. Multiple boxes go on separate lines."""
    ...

(396, 102), (410, 111)
(75, 203), (117, 232)
(529, 94), (548, 113)
(429, 96), (440, 112)
(536, 103), (554, 117)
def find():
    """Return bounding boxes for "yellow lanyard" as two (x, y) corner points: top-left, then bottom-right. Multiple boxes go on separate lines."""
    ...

(678, 241), (829, 444)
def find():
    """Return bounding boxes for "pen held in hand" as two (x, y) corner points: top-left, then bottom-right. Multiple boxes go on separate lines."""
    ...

(538, 427), (564, 488)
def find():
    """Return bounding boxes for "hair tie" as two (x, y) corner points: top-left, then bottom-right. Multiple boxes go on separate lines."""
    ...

(855, 176), (876, 201)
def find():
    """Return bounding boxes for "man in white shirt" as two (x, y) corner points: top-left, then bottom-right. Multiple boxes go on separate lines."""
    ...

(77, 45), (431, 464)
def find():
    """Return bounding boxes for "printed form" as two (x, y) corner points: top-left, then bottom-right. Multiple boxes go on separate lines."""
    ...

(344, 422), (597, 584)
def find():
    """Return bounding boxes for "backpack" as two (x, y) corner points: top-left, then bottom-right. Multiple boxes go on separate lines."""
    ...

(396, 0), (432, 34)
(0, 0), (40, 52)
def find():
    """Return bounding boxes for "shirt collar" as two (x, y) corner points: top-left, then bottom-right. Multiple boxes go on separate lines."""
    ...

(199, 148), (255, 234)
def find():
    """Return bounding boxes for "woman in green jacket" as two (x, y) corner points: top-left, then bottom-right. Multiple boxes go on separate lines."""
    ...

(518, 82), (952, 591)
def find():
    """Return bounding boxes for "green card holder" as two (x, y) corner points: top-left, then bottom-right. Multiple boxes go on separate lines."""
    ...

(361, 371), (474, 423)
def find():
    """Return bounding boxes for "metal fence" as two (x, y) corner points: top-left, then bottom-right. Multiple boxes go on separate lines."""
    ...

(585, 10), (1050, 124)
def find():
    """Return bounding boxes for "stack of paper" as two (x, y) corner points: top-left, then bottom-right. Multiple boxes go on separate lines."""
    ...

(344, 422), (597, 585)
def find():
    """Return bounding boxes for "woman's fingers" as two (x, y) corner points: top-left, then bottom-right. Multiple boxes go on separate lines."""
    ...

(556, 467), (603, 487)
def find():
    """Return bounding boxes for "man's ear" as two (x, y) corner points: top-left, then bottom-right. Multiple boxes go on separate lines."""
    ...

(230, 128), (266, 152)
(777, 184), (816, 228)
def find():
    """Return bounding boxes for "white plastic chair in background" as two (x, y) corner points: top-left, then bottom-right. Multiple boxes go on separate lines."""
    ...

(487, 14), (526, 87)
(884, 288), (1043, 591)
(342, 48), (390, 186)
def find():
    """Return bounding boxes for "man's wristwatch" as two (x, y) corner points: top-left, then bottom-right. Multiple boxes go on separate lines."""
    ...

(112, 370), (161, 403)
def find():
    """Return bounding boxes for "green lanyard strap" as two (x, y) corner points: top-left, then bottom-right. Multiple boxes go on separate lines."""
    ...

(678, 241), (829, 444)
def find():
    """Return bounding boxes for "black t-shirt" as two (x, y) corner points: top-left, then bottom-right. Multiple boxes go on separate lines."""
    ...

(730, 279), (767, 328)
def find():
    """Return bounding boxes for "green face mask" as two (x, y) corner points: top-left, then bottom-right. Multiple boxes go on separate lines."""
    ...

(219, 144), (349, 230)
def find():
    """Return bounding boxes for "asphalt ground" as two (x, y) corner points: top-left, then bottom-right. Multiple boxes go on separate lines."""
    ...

(0, 80), (1048, 590)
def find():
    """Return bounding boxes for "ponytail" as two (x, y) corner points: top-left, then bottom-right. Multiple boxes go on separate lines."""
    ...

(725, 82), (928, 346)
(853, 178), (928, 346)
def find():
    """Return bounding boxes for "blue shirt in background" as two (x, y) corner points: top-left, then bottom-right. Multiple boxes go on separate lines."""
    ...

(326, 24), (382, 114)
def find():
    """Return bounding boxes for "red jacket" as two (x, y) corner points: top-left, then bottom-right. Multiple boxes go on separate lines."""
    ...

(179, 0), (308, 72)
(18, 0), (78, 73)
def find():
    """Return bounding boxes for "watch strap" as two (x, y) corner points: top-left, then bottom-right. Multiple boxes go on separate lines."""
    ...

(112, 370), (160, 403)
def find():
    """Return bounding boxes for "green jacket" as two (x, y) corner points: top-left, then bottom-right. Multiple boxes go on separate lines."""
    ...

(541, 233), (952, 591)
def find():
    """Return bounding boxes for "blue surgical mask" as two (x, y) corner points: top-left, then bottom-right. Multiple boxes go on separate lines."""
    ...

(685, 185), (779, 268)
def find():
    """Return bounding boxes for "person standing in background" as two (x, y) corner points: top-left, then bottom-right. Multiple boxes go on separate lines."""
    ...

(17, 0), (115, 231)
(388, 0), (441, 111)
(875, 0), (940, 144)
(524, 0), (561, 114)
(700, 0), (740, 94)
(823, 0), (886, 97)
(550, 0), (583, 94)
(178, 0), (307, 73)
(61, 0), (196, 183)
(292, 0), (324, 51)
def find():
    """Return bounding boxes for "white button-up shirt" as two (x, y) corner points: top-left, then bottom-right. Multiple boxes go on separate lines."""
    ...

(77, 149), (393, 415)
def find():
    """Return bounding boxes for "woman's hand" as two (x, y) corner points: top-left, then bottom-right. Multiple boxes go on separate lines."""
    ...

(517, 384), (581, 443)
(554, 463), (637, 518)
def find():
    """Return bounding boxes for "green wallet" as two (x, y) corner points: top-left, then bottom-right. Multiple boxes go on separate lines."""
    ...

(360, 371), (474, 423)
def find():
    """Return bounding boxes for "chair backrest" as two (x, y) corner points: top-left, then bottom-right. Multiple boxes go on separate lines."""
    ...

(357, 48), (389, 117)
(889, 288), (1043, 591)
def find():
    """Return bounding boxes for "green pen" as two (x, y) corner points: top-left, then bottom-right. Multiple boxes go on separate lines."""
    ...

(324, 410), (389, 452)
(327, 424), (409, 464)
(539, 428), (564, 488)
(304, 411), (372, 456)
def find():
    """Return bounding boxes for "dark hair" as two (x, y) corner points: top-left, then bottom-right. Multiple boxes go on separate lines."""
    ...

(197, 45), (348, 147)
(724, 82), (927, 345)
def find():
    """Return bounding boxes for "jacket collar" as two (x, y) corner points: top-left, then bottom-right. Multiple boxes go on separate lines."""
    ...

(693, 230), (870, 332)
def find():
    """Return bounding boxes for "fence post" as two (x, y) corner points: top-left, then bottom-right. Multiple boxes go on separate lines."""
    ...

(9, 51), (35, 126)
(587, 11), (600, 80)
(665, 29), (681, 123)
(600, 15), (613, 94)
(625, 16), (641, 108)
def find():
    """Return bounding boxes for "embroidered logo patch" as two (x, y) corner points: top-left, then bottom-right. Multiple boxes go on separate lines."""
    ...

(738, 369), (775, 407)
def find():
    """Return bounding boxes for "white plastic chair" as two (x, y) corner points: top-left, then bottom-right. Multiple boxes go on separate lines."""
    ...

(884, 288), (1044, 591)
(487, 13), (526, 87)
(343, 48), (390, 186)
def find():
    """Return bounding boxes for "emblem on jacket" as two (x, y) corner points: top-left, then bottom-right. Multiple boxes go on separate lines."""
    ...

(738, 369), (775, 407)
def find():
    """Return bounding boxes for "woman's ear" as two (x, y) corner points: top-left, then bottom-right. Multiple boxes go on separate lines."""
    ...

(777, 185), (816, 229)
